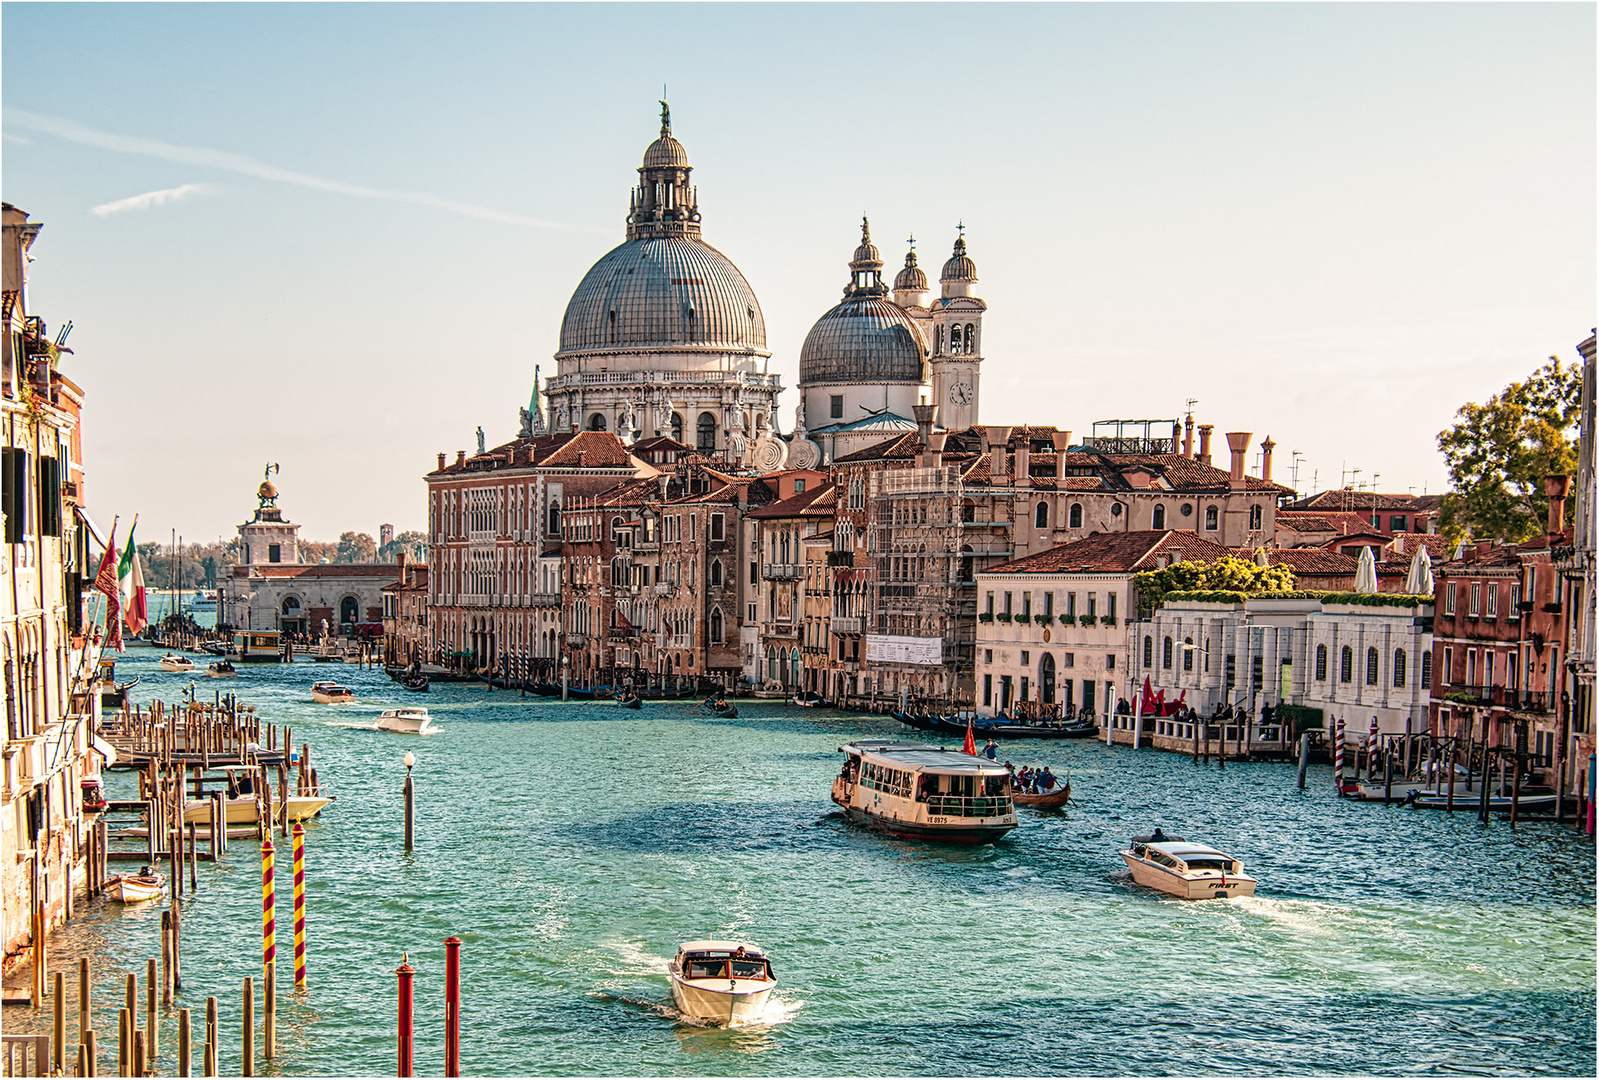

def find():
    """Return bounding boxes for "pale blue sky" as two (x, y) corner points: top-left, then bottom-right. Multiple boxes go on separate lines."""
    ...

(3, 2), (1593, 542)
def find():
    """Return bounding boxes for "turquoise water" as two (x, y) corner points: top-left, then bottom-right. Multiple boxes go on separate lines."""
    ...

(7, 646), (1594, 1075)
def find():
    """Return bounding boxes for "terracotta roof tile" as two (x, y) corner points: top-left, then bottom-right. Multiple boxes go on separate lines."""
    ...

(983, 530), (1235, 575)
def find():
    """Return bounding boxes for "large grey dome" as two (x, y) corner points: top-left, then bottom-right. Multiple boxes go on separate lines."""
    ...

(798, 297), (928, 385)
(558, 236), (768, 357)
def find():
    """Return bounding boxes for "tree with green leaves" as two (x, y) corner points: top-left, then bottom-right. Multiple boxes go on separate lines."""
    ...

(335, 531), (377, 564)
(1131, 556), (1295, 609)
(1437, 355), (1580, 543)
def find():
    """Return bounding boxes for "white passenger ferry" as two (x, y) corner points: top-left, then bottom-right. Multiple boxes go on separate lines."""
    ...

(832, 740), (1017, 844)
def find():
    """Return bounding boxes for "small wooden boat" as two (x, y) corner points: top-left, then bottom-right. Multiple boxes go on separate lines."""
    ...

(375, 707), (437, 735)
(616, 691), (642, 709)
(1119, 834), (1256, 899)
(310, 681), (356, 704)
(183, 791), (334, 825)
(1407, 787), (1558, 813)
(107, 871), (164, 903)
(1010, 777), (1071, 809)
(793, 692), (831, 708)
(205, 661), (237, 679)
(669, 941), (776, 1026)
(401, 674), (430, 693)
(703, 698), (738, 718)
(159, 654), (196, 673)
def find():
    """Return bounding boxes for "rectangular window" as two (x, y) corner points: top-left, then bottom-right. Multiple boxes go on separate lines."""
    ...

(794, 479), (806, 494)
(1486, 652), (1495, 688)
(1021, 593), (1031, 619)
(982, 674), (992, 707)
(1467, 651), (1477, 686)
(1390, 514), (1408, 531)
(1043, 592), (1054, 618)
(1064, 653), (1074, 668)
(1020, 651), (1030, 666)
(1485, 583), (1497, 618)
(36, 455), (59, 537)
(1443, 647), (1452, 685)
(1020, 676), (1029, 702)
(1086, 593), (1097, 618)
(830, 395), (844, 419)
(1509, 582), (1522, 617)
(985, 592), (994, 616)
(1003, 592), (1012, 616)
(984, 649), (992, 664)
(710, 513), (724, 542)
(1106, 653), (1115, 671)
(1468, 583), (1480, 616)
(1066, 592), (1076, 617)
(2, 447), (28, 544)
(1444, 584), (1456, 616)
(750, 561), (758, 585)
(1108, 592), (1117, 619)
(268, 544), (281, 563)
(690, 515), (697, 541)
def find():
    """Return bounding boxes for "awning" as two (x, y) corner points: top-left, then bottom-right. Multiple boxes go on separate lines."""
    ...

(90, 735), (119, 766)
(75, 506), (110, 553)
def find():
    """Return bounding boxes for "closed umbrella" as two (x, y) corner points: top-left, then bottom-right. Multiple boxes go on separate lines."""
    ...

(1254, 547), (1270, 568)
(1404, 545), (1434, 595)
(1354, 545), (1379, 593)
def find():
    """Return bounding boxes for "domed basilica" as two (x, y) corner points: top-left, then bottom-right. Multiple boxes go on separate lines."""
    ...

(532, 105), (987, 468)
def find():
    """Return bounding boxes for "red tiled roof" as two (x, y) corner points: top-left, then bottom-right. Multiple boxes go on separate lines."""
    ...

(747, 483), (836, 519)
(230, 563), (400, 579)
(982, 530), (1235, 575)
(832, 432), (924, 463)
(1253, 548), (1356, 574)
(1276, 509), (1373, 535)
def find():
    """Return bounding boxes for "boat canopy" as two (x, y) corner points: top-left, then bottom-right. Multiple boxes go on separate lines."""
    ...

(846, 742), (1010, 776)
(676, 940), (765, 957)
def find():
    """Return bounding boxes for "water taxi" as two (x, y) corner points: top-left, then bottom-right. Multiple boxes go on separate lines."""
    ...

(668, 940), (777, 1025)
(832, 739), (1017, 844)
(1119, 834), (1257, 899)
(375, 707), (437, 735)
(310, 681), (356, 703)
(232, 630), (283, 663)
(159, 654), (196, 673)
(205, 660), (237, 679)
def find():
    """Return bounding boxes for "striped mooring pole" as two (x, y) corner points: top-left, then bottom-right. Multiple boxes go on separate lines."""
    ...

(1334, 717), (1345, 795)
(262, 836), (276, 971)
(292, 820), (307, 986)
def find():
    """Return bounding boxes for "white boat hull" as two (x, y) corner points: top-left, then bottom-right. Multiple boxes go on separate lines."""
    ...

(108, 875), (163, 903)
(670, 976), (774, 1025)
(1120, 852), (1256, 899)
(160, 659), (195, 673)
(183, 794), (331, 825)
(310, 690), (354, 703)
(375, 717), (436, 735)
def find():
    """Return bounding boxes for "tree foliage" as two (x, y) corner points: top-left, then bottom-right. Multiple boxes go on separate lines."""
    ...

(1132, 556), (1296, 609)
(1437, 356), (1580, 543)
(335, 531), (377, 564)
(379, 530), (428, 562)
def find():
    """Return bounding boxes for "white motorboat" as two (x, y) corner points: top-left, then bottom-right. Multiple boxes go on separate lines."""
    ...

(832, 739), (1017, 844)
(374, 707), (437, 735)
(668, 940), (777, 1025)
(159, 654), (196, 673)
(107, 871), (164, 903)
(182, 793), (333, 826)
(1119, 834), (1257, 899)
(310, 681), (356, 704)
(205, 660), (238, 679)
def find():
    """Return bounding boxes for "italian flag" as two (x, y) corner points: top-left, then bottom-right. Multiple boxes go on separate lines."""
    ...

(118, 520), (147, 637)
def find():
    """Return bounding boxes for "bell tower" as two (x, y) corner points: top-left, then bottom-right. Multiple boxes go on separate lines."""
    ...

(928, 226), (986, 431)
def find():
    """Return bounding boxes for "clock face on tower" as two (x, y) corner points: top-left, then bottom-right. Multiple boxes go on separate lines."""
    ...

(949, 381), (973, 406)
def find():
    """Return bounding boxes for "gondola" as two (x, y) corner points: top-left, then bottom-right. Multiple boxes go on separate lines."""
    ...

(401, 674), (430, 692)
(616, 691), (642, 709)
(701, 697), (738, 718)
(793, 692), (832, 708)
(1011, 778), (1072, 809)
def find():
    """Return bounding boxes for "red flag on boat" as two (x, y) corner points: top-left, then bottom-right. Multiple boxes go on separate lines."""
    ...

(963, 715), (977, 756)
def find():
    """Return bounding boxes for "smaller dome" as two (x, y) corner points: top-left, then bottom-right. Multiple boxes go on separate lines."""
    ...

(850, 216), (882, 270)
(894, 246), (927, 292)
(642, 133), (689, 169)
(942, 234), (978, 281)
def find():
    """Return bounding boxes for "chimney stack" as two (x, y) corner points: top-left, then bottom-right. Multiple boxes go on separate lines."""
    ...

(1545, 474), (1570, 535)
(1225, 432), (1251, 489)
(456, 450), (467, 468)
(1259, 436), (1276, 484)
(983, 426), (1012, 486)
(437, 452), (447, 471)
(1197, 425), (1214, 465)
(912, 402), (936, 446)
(396, 550), (408, 582)
(1183, 415), (1194, 458)
(1016, 438), (1032, 488)
(1051, 431), (1072, 482)
(927, 430), (948, 471)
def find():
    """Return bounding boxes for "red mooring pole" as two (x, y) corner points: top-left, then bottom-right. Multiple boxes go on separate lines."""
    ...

(396, 953), (415, 1078)
(444, 936), (462, 1077)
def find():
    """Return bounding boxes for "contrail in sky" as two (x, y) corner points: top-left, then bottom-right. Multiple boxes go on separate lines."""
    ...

(6, 108), (605, 233)
(90, 182), (212, 216)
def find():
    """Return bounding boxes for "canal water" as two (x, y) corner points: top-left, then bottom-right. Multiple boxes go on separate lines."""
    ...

(6, 647), (1594, 1075)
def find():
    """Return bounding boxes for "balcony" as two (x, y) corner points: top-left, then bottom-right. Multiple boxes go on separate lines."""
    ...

(827, 551), (854, 567)
(653, 582), (674, 596)
(530, 591), (561, 607)
(1437, 685), (1551, 713)
(832, 617), (863, 635)
(762, 563), (800, 580)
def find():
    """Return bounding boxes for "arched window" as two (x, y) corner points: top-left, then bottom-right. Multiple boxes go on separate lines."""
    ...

(1340, 646), (1353, 683)
(1366, 647), (1379, 686)
(1035, 502), (1049, 529)
(281, 596), (300, 615)
(588, 413), (607, 431)
(547, 499), (561, 536)
(1068, 503), (1083, 529)
(1039, 653), (1056, 704)
(670, 413), (684, 443)
(1249, 504), (1263, 531)
(1315, 643), (1328, 681)
(1421, 649), (1433, 689)
(936, 325), (945, 354)
(1183, 637), (1194, 672)
(696, 411), (717, 451)
(339, 596), (359, 625)
(1152, 504), (1166, 530)
(1393, 648), (1407, 687)
(1143, 636), (1153, 667)
(950, 324), (963, 353)
(1204, 506), (1219, 531)
(709, 608), (723, 644)
(1162, 636), (1173, 669)
(965, 323), (976, 354)
(710, 560), (723, 586)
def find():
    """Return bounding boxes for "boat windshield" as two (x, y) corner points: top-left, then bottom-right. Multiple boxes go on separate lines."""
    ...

(687, 960), (728, 979)
(1184, 857), (1232, 872)
(730, 960), (769, 980)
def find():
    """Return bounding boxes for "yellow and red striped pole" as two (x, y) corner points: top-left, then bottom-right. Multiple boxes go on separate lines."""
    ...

(292, 820), (306, 986)
(261, 836), (276, 973)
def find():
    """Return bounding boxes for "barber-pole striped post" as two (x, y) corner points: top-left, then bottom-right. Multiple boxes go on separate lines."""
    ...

(1334, 717), (1346, 795)
(292, 820), (306, 986)
(261, 837), (276, 974)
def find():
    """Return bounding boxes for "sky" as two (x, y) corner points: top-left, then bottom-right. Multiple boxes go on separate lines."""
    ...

(3, 2), (1593, 544)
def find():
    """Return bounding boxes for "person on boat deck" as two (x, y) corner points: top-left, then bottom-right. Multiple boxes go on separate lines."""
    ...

(1039, 767), (1057, 791)
(1150, 827), (1167, 843)
(983, 739), (999, 761)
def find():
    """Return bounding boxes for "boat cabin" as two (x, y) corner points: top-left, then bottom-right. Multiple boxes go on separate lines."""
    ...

(675, 942), (773, 982)
(840, 740), (1013, 818)
(1133, 842), (1240, 876)
(233, 630), (282, 662)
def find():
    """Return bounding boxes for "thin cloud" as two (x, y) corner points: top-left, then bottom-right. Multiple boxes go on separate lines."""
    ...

(90, 182), (212, 217)
(7, 107), (603, 233)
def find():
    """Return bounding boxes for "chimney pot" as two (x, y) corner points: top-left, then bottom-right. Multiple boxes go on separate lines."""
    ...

(1259, 436), (1276, 484)
(912, 403), (937, 447)
(437, 452), (447, 471)
(983, 426), (1012, 485)
(456, 450), (467, 467)
(1183, 415), (1195, 458)
(1197, 424), (1214, 466)
(1225, 431), (1252, 488)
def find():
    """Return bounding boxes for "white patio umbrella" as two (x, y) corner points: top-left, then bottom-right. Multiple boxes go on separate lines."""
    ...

(1354, 545), (1379, 593)
(1404, 545), (1434, 595)
(1254, 547), (1270, 568)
